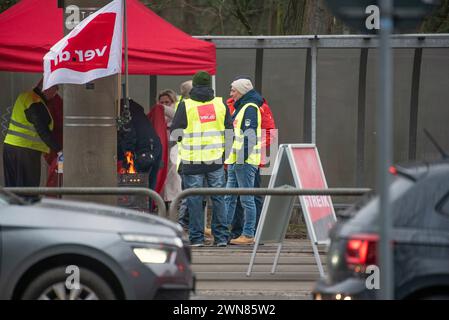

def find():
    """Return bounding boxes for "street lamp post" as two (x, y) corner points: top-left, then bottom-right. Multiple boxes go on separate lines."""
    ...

(378, 0), (394, 300)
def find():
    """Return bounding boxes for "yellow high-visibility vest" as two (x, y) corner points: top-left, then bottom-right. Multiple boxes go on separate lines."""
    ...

(179, 97), (226, 165)
(225, 103), (261, 166)
(4, 91), (54, 153)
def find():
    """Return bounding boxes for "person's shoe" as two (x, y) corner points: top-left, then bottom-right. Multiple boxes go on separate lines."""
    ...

(204, 228), (212, 237)
(215, 242), (228, 248)
(190, 243), (204, 248)
(230, 236), (255, 245)
(228, 235), (240, 245)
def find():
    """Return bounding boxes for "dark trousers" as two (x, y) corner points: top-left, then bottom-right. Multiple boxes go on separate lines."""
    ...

(148, 162), (160, 191)
(3, 144), (42, 187)
(183, 168), (228, 245)
(147, 153), (161, 212)
(230, 168), (263, 239)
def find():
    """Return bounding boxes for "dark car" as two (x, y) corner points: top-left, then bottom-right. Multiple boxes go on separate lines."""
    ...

(0, 188), (194, 300)
(313, 159), (449, 300)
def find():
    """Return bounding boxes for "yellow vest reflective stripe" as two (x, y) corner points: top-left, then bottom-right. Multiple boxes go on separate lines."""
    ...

(4, 91), (54, 153)
(180, 97), (226, 164)
(225, 103), (262, 166)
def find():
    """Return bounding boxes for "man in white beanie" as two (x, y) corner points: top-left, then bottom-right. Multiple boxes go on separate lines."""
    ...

(226, 76), (277, 243)
(231, 79), (254, 97)
(225, 78), (263, 245)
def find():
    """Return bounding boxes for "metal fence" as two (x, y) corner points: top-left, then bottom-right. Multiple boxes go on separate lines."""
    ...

(4, 186), (370, 290)
(168, 186), (371, 223)
(4, 186), (370, 225)
(4, 187), (167, 218)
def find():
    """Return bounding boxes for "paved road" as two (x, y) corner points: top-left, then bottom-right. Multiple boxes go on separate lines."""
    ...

(190, 240), (327, 300)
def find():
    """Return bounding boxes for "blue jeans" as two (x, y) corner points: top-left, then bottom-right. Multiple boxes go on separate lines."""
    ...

(178, 179), (189, 228)
(230, 168), (263, 239)
(183, 167), (228, 245)
(225, 164), (258, 238)
(178, 179), (207, 229)
(178, 199), (189, 228)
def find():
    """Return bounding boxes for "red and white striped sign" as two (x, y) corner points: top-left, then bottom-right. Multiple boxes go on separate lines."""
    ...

(289, 145), (336, 242)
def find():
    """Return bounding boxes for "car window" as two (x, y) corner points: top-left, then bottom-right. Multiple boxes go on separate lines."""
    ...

(340, 191), (376, 218)
(349, 176), (415, 225)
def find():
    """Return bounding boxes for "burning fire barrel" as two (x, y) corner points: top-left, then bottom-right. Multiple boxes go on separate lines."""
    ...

(117, 152), (150, 212)
(117, 173), (150, 212)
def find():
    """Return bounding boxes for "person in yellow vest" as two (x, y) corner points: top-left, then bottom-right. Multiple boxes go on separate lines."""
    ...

(176, 79), (214, 239)
(176, 79), (193, 229)
(174, 80), (193, 113)
(225, 78), (262, 245)
(171, 71), (233, 247)
(3, 80), (61, 187)
(180, 80), (193, 99)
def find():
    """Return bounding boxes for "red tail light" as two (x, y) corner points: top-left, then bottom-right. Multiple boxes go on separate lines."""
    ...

(389, 166), (398, 175)
(345, 234), (379, 272)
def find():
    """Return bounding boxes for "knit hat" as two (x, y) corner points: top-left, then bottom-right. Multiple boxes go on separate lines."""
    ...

(233, 75), (252, 82)
(192, 71), (212, 87)
(231, 79), (254, 95)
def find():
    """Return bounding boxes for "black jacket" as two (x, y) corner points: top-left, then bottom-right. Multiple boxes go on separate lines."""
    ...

(24, 88), (61, 152)
(170, 86), (233, 175)
(118, 99), (162, 173)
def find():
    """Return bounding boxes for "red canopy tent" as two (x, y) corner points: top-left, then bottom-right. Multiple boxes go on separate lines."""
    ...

(0, 0), (216, 75)
(0, 0), (215, 194)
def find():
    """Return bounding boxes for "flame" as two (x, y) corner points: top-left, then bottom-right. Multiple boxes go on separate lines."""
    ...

(125, 151), (136, 174)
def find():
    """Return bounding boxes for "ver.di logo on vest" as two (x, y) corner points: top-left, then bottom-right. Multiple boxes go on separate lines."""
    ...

(197, 104), (217, 123)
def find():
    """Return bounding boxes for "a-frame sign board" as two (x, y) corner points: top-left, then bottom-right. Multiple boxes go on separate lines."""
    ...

(247, 144), (337, 278)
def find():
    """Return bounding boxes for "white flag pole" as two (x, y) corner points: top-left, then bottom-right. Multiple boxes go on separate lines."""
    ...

(117, 0), (124, 121)
(124, 0), (129, 99)
(119, 0), (131, 129)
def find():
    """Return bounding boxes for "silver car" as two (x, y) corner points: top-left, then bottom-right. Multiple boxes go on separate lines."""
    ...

(0, 188), (194, 300)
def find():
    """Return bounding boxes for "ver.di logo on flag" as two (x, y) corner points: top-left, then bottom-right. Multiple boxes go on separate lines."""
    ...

(50, 13), (116, 72)
(43, 0), (123, 90)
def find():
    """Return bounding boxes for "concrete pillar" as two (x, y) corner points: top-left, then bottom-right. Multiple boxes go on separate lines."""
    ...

(62, 0), (118, 205)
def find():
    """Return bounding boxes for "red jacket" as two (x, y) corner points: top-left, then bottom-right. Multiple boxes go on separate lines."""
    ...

(227, 97), (276, 166)
(45, 94), (63, 188)
(147, 104), (169, 195)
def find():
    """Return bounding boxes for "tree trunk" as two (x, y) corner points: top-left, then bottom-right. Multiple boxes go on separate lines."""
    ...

(302, 0), (337, 34)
